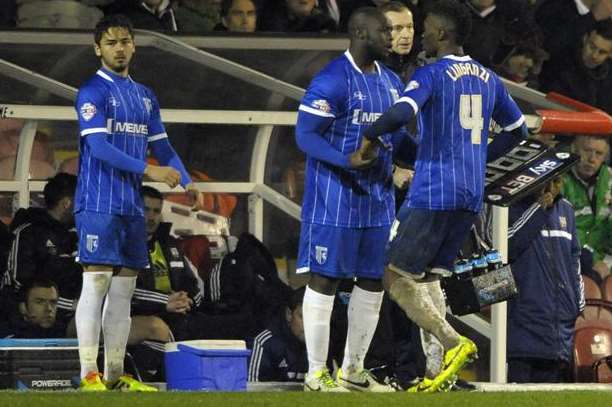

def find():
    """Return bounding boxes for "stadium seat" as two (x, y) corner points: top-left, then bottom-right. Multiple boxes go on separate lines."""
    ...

(594, 356), (612, 383)
(583, 275), (602, 300)
(573, 321), (612, 382)
(178, 235), (213, 283)
(603, 275), (612, 302)
(576, 298), (612, 328)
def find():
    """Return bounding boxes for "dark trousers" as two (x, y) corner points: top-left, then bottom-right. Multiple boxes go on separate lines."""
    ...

(508, 357), (571, 383)
(161, 309), (256, 341)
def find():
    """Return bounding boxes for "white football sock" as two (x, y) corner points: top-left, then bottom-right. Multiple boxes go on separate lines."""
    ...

(102, 276), (137, 383)
(341, 285), (384, 376)
(303, 285), (335, 376)
(388, 275), (460, 350)
(76, 271), (112, 379)
(421, 280), (446, 377)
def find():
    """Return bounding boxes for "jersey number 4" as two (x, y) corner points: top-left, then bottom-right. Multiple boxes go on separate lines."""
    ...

(460, 94), (484, 145)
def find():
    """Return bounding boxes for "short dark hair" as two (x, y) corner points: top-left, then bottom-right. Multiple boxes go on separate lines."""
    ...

(594, 20), (612, 41)
(379, 1), (410, 15)
(347, 6), (386, 37)
(94, 14), (134, 45)
(428, 0), (472, 46)
(141, 185), (164, 201)
(287, 287), (305, 312)
(44, 172), (77, 209)
(23, 278), (58, 302)
(221, 0), (257, 18)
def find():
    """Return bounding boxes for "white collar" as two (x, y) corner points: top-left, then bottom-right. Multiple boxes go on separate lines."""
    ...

(479, 5), (496, 18)
(442, 54), (472, 62)
(142, 0), (170, 15)
(574, 0), (590, 16)
(96, 69), (114, 82)
(344, 50), (381, 75)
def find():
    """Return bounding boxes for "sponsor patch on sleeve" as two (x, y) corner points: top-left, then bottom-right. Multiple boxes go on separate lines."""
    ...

(311, 99), (331, 114)
(80, 103), (97, 121)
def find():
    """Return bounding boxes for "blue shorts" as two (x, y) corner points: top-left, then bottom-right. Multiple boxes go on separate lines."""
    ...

(296, 223), (390, 280)
(76, 211), (149, 270)
(387, 207), (477, 274)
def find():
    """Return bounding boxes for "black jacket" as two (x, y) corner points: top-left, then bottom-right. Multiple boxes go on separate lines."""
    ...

(535, 0), (598, 59)
(2, 208), (81, 311)
(247, 314), (307, 382)
(132, 222), (203, 315)
(540, 45), (612, 114)
(507, 196), (585, 362)
(105, 0), (178, 31)
(1, 317), (67, 339)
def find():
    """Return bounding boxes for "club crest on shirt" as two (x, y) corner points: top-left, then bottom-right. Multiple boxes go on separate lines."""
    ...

(80, 103), (96, 121)
(559, 216), (567, 229)
(143, 97), (152, 113)
(353, 91), (367, 101)
(315, 245), (328, 265)
(405, 80), (419, 92)
(86, 234), (99, 253)
(311, 99), (331, 113)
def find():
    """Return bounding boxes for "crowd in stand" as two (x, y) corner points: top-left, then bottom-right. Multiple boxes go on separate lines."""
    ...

(0, 0), (612, 387)
(1, 1), (610, 111)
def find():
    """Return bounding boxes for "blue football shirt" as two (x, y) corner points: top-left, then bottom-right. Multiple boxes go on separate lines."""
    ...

(75, 68), (168, 216)
(298, 51), (405, 228)
(397, 55), (524, 212)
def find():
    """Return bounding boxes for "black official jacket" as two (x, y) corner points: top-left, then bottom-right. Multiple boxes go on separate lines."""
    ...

(2, 208), (81, 311)
(132, 222), (203, 315)
(246, 314), (307, 382)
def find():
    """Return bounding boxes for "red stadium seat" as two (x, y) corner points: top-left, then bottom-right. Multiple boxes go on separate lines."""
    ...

(576, 299), (612, 328)
(178, 235), (213, 282)
(603, 275), (612, 302)
(573, 321), (612, 382)
(583, 275), (602, 300)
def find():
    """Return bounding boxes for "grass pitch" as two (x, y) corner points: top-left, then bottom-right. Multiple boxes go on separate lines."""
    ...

(1, 391), (611, 407)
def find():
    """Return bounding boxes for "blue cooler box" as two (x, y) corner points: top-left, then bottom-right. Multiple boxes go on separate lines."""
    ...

(165, 340), (251, 391)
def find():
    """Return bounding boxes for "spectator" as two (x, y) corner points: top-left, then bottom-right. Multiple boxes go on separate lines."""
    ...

(133, 186), (201, 322)
(540, 21), (612, 113)
(247, 287), (307, 382)
(106, 0), (179, 31)
(1, 173), (81, 318)
(562, 135), (612, 282)
(133, 186), (252, 340)
(506, 176), (585, 383)
(259, 0), (336, 32)
(214, 0), (257, 32)
(174, 0), (220, 32)
(3, 279), (67, 339)
(462, 0), (539, 68)
(535, 0), (612, 59)
(16, 0), (103, 29)
(493, 42), (549, 87)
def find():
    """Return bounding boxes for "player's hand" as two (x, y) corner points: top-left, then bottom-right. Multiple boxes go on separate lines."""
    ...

(166, 291), (193, 314)
(349, 138), (378, 169)
(185, 183), (204, 211)
(393, 166), (414, 190)
(145, 165), (181, 188)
